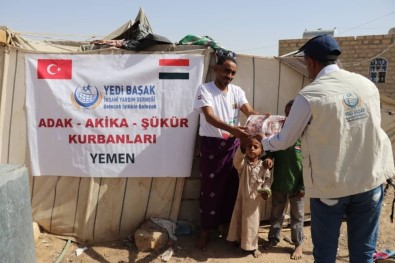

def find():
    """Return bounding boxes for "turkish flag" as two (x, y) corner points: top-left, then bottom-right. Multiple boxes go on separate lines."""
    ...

(37, 59), (72, 79)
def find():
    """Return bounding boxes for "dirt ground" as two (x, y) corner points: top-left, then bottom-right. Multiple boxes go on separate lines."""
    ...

(35, 189), (395, 263)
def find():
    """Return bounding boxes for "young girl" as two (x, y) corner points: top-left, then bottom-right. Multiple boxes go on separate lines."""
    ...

(227, 136), (271, 258)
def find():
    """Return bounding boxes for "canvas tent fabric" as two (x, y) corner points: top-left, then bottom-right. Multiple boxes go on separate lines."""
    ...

(0, 27), (306, 242)
(1, 13), (394, 243)
(381, 94), (395, 155)
(0, 33), (211, 243)
(109, 7), (152, 41)
(0, 26), (83, 52)
(0, 13), (210, 242)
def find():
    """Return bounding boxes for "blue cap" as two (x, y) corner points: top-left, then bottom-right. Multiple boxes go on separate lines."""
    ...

(295, 34), (341, 60)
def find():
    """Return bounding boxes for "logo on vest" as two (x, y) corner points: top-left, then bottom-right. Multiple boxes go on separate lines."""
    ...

(342, 92), (368, 122)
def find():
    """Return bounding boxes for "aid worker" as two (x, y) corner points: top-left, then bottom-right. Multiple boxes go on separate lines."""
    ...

(256, 34), (395, 263)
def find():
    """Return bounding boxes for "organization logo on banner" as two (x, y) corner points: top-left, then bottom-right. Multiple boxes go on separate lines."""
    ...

(37, 59), (72, 79)
(71, 85), (103, 109)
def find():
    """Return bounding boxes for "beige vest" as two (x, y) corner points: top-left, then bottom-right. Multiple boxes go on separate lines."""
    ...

(300, 69), (394, 198)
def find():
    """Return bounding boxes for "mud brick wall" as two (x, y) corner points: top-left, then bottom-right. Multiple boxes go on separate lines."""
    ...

(279, 34), (395, 99)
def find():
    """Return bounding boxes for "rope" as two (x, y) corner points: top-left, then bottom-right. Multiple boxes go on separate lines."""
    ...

(14, 31), (102, 39)
(54, 239), (72, 263)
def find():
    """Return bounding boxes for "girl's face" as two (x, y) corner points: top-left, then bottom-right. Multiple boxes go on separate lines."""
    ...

(246, 138), (263, 160)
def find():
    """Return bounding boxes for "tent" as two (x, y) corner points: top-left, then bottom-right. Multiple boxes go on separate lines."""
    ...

(1, 8), (394, 243)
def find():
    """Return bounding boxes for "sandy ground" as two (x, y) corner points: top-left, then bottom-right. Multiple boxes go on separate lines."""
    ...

(35, 188), (395, 263)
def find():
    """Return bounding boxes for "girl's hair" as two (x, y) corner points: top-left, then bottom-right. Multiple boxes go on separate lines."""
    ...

(285, 99), (294, 108)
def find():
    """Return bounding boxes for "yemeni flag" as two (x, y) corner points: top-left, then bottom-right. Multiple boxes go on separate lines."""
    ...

(159, 59), (189, 79)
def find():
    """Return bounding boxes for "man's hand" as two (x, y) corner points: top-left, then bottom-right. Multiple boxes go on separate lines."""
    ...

(201, 107), (251, 138)
(232, 126), (249, 138)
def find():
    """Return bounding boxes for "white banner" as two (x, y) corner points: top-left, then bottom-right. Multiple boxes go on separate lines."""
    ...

(25, 54), (204, 177)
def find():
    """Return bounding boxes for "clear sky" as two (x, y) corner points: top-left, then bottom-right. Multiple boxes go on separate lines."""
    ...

(1, 0), (394, 56)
